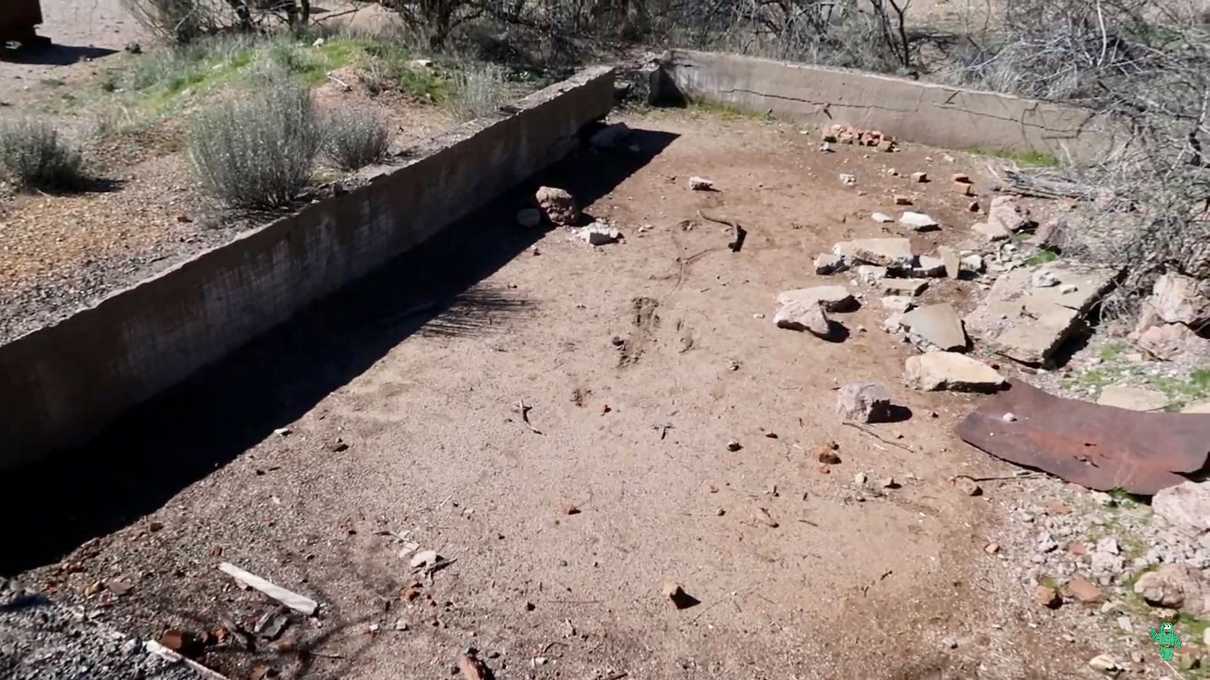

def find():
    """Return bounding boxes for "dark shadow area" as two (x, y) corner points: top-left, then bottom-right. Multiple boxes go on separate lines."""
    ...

(0, 43), (116, 66)
(0, 129), (679, 576)
(821, 321), (851, 343)
(874, 405), (913, 424)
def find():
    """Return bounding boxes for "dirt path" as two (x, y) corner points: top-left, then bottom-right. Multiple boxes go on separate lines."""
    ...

(1, 108), (1109, 679)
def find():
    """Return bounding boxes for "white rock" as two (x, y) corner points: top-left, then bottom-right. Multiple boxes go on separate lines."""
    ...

(857, 265), (889, 285)
(938, 247), (962, 279)
(774, 300), (831, 337)
(688, 176), (715, 191)
(839, 173), (857, 186)
(536, 186), (578, 226)
(1153, 481), (1210, 535)
(410, 550), (439, 569)
(900, 304), (968, 352)
(880, 279), (928, 297)
(777, 286), (858, 313)
(972, 221), (1011, 241)
(574, 221), (621, 246)
(1097, 384), (1169, 412)
(833, 238), (914, 268)
(871, 212), (895, 223)
(1031, 270), (1059, 288)
(1087, 655), (1120, 674)
(960, 254), (985, 273)
(814, 253), (848, 275)
(905, 352), (1004, 392)
(914, 256), (947, 278)
(899, 211), (939, 231)
(836, 382), (893, 423)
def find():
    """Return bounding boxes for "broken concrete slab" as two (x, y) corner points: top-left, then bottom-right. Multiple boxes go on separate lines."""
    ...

(774, 299), (831, 337)
(1153, 481), (1210, 535)
(814, 253), (848, 275)
(881, 296), (916, 313)
(988, 195), (1033, 233)
(939, 246), (961, 279)
(856, 265), (888, 285)
(913, 256), (947, 278)
(1097, 384), (1169, 412)
(900, 303), (967, 352)
(972, 221), (1011, 241)
(880, 279), (929, 297)
(899, 212), (939, 232)
(956, 379), (1210, 494)
(964, 262), (1118, 365)
(836, 382), (893, 423)
(905, 352), (1005, 392)
(777, 286), (858, 313)
(833, 238), (914, 268)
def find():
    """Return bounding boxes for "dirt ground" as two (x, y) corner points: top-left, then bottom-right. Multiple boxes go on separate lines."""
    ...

(2, 107), (1117, 680)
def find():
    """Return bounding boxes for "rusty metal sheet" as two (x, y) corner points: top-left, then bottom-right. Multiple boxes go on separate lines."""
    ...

(956, 379), (1210, 495)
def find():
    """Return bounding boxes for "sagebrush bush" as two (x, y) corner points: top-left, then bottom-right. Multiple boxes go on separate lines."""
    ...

(323, 108), (390, 170)
(450, 64), (508, 121)
(188, 80), (321, 209)
(0, 119), (85, 192)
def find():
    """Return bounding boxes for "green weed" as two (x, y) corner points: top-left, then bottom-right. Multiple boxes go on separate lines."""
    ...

(968, 146), (1060, 167)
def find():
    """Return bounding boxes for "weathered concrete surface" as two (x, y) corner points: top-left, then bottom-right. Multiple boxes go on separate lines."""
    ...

(965, 263), (1118, 366)
(656, 50), (1119, 163)
(0, 66), (616, 468)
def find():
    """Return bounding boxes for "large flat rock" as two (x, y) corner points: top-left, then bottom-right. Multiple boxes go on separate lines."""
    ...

(905, 352), (1005, 392)
(965, 263), (1117, 365)
(777, 286), (858, 313)
(900, 303), (967, 351)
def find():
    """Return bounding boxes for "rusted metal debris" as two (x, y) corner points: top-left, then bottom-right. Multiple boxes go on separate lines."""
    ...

(956, 379), (1210, 495)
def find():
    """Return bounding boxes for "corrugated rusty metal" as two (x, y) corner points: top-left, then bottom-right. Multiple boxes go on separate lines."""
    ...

(956, 379), (1210, 495)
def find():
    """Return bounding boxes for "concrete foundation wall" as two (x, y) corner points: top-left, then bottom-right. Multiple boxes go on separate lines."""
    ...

(657, 50), (1118, 162)
(0, 66), (615, 469)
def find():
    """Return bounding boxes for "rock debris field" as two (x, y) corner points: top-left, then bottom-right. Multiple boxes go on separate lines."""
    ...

(4, 108), (1210, 680)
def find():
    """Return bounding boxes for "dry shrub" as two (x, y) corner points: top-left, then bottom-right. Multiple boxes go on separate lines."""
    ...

(323, 108), (390, 170)
(0, 119), (85, 192)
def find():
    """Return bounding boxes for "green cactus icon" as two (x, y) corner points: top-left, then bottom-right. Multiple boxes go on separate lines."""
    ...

(1150, 622), (1182, 662)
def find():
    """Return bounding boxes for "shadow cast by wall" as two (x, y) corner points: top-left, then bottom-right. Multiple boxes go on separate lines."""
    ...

(0, 44), (117, 66)
(0, 129), (679, 575)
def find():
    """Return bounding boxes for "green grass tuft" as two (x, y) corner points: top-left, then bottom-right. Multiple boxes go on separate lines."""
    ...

(968, 146), (1061, 167)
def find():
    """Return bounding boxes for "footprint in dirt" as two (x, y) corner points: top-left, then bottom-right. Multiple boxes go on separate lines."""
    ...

(615, 296), (660, 367)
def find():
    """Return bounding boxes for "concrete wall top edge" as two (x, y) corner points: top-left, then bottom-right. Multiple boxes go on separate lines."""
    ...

(1, 65), (616, 349)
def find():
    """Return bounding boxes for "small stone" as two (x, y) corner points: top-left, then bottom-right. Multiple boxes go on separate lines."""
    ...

(911, 171), (928, 183)
(818, 141), (833, 152)
(836, 382), (893, 423)
(953, 182), (975, 196)
(881, 296), (916, 313)
(905, 352), (1004, 392)
(661, 580), (691, 605)
(814, 253), (849, 275)
(563, 504), (581, 515)
(1031, 270), (1060, 288)
(394, 618), (409, 631)
(1034, 584), (1061, 609)
(960, 254), (985, 273)
(726, 440), (742, 452)
(1001, 412), (1017, 423)
(777, 286), (858, 313)
(871, 212), (895, 224)
(574, 221), (622, 246)
(854, 472), (868, 487)
(941, 635), (958, 650)
(952, 173), (972, 184)
(984, 543), (1000, 554)
(1058, 283), (1077, 294)
(774, 299), (831, 337)
(967, 200), (980, 212)
(535, 186), (578, 226)
(327, 437), (349, 453)
(988, 195), (1033, 233)
(688, 176), (715, 191)
(954, 478), (982, 496)
(516, 208), (542, 228)
(839, 173), (857, 186)
(1088, 654), (1120, 674)
(1154, 481), (1210, 534)
(880, 477), (899, 489)
(409, 549), (440, 569)
(817, 441), (842, 464)
(913, 255), (947, 278)
(857, 265), (889, 285)
(1115, 615), (1132, 633)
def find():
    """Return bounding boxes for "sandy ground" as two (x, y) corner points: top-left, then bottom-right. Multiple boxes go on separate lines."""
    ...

(1, 108), (1107, 679)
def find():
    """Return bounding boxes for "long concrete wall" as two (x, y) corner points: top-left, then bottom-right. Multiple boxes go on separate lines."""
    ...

(0, 66), (615, 469)
(655, 50), (1118, 162)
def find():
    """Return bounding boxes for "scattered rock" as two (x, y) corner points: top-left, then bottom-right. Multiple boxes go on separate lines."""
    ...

(1149, 272), (1210, 327)
(833, 238), (914, 268)
(590, 122), (631, 150)
(662, 582), (698, 609)
(967, 200), (980, 212)
(988, 195), (1033, 233)
(941, 635), (958, 650)
(158, 630), (202, 658)
(1034, 585), (1061, 609)
(951, 173), (971, 184)
(516, 208), (542, 228)
(894, 195), (913, 206)
(913, 255), (947, 278)
(953, 181), (975, 196)
(899, 304), (968, 352)
(536, 186), (578, 226)
(574, 221), (622, 246)
(971, 221), (1011, 241)
(911, 171), (928, 183)
(814, 253), (849, 275)
(905, 352), (1005, 392)
(409, 550), (440, 569)
(726, 440), (742, 452)
(1134, 565), (1209, 616)
(935, 247), (961, 279)
(960, 254), (985, 274)
(839, 173), (857, 186)
(327, 438), (349, 453)
(1153, 481), (1210, 535)
(871, 212), (895, 224)
(777, 286), (858, 313)
(954, 477), (982, 496)
(984, 542), (1000, 554)
(688, 176), (715, 191)
(857, 265), (889, 285)
(899, 212), (939, 232)
(1065, 576), (1104, 604)
(880, 477), (899, 489)
(1087, 654), (1121, 675)
(774, 299), (832, 337)
(1031, 270), (1059, 288)
(880, 279), (928, 297)
(836, 382), (893, 423)
(1097, 384), (1169, 412)
(1137, 323), (1210, 361)
(881, 296), (916, 313)
(1031, 218), (1071, 251)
